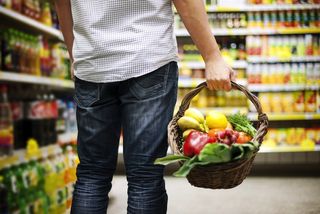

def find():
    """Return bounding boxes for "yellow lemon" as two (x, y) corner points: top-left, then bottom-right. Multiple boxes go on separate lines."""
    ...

(205, 111), (228, 129)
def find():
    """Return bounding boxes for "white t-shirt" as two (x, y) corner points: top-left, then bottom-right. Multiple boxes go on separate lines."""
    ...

(71, 0), (179, 83)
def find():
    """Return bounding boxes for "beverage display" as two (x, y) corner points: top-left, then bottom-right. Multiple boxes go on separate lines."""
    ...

(0, 0), (59, 29)
(0, 145), (78, 214)
(175, 9), (320, 30)
(255, 91), (318, 113)
(178, 88), (248, 109)
(0, 28), (71, 80)
(247, 62), (320, 85)
(247, 0), (320, 5)
(246, 35), (320, 58)
(179, 38), (246, 62)
(247, 10), (320, 29)
(263, 127), (320, 147)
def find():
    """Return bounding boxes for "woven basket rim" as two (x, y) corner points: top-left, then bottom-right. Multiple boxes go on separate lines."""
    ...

(168, 81), (269, 161)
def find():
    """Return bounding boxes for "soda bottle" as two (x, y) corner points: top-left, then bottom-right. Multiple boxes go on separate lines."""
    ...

(0, 175), (8, 213)
(0, 85), (14, 156)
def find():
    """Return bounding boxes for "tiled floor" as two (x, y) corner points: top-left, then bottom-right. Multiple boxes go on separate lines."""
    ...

(108, 176), (320, 214)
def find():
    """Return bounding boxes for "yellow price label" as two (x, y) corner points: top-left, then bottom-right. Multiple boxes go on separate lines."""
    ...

(216, 6), (240, 12)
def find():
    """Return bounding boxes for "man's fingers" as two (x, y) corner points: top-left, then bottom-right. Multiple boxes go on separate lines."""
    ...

(230, 69), (236, 81)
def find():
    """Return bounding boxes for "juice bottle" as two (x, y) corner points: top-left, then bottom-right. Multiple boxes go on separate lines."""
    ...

(263, 12), (271, 28)
(278, 11), (286, 28)
(41, 1), (53, 26)
(0, 85), (14, 156)
(284, 63), (291, 84)
(12, 0), (22, 13)
(285, 11), (293, 28)
(302, 11), (309, 27)
(261, 64), (269, 84)
(296, 37), (305, 57)
(2, 30), (14, 71)
(247, 12), (255, 28)
(290, 63), (298, 84)
(305, 35), (313, 56)
(270, 11), (277, 28)
(293, 11), (301, 28)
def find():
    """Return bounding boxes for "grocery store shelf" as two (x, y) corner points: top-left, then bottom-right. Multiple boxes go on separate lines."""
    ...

(247, 56), (320, 63)
(0, 71), (74, 89)
(178, 60), (247, 69)
(259, 145), (320, 153)
(175, 28), (320, 37)
(248, 84), (320, 92)
(205, 4), (320, 12)
(0, 6), (63, 40)
(248, 113), (320, 121)
(0, 144), (61, 169)
(178, 78), (247, 88)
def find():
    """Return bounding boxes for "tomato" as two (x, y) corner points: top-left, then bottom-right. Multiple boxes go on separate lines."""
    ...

(236, 132), (253, 144)
(208, 129), (222, 138)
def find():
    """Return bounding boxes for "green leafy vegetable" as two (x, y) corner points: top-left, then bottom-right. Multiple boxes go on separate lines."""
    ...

(198, 143), (231, 163)
(242, 143), (256, 159)
(227, 113), (257, 137)
(231, 144), (245, 160)
(154, 155), (190, 165)
(173, 156), (210, 177)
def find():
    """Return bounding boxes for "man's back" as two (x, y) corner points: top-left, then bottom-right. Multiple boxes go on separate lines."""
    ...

(71, 0), (178, 83)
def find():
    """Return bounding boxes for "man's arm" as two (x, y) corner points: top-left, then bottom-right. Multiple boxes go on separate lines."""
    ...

(173, 0), (234, 91)
(54, 0), (74, 76)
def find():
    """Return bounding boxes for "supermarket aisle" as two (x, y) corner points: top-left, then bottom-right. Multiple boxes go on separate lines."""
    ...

(108, 175), (320, 214)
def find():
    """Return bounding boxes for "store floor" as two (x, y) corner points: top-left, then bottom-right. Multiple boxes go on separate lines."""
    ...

(108, 176), (320, 214)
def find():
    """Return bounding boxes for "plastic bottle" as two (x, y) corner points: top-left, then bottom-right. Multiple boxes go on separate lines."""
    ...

(0, 85), (14, 156)
(66, 101), (77, 134)
(41, 1), (53, 26)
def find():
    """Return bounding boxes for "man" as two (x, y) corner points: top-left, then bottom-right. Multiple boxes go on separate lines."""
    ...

(54, 0), (234, 213)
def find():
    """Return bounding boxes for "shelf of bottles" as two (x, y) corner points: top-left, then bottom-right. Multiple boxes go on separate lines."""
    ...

(0, 143), (78, 213)
(0, 6), (63, 40)
(0, 27), (72, 89)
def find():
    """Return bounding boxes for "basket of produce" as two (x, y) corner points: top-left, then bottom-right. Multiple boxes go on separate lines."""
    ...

(155, 81), (268, 189)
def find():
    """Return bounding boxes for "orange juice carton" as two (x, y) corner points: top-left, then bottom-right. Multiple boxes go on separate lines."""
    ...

(305, 91), (317, 112)
(258, 93), (271, 112)
(271, 93), (283, 112)
(295, 128), (306, 146)
(286, 128), (297, 145)
(276, 129), (287, 145)
(306, 128), (317, 142)
(293, 91), (305, 112)
(281, 92), (294, 113)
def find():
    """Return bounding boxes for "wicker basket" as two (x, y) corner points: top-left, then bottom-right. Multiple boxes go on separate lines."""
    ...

(168, 81), (269, 189)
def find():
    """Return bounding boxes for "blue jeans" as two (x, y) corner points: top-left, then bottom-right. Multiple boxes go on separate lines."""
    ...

(71, 62), (178, 214)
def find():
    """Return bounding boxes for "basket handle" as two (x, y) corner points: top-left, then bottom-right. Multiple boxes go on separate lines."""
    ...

(176, 81), (268, 145)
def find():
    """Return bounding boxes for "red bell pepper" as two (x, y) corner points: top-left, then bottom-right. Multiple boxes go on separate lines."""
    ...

(183, 131), (217, 157)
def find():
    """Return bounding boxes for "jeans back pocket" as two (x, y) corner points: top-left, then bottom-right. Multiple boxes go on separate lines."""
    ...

(74, 77), (100, 108)
(129, 63), (172, 100)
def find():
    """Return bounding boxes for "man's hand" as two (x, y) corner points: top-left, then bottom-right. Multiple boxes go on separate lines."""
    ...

(173, 0), (235, 91)
(205, 56), (235, 91)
